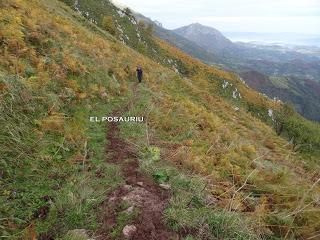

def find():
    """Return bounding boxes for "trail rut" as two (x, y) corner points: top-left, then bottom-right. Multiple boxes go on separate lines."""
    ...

(98, 83), (179, 240)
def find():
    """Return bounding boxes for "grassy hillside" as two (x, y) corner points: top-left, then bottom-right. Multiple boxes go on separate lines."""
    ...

(60, 0), (320, 150)
(0, 0), (319, 239)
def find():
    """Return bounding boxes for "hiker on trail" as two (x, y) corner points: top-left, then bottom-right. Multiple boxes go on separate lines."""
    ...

(136, 65), (143, 83)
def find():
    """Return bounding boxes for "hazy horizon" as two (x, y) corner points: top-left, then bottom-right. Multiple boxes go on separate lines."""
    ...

(113, 0), (320, 44)
(222, 31), (320, 46)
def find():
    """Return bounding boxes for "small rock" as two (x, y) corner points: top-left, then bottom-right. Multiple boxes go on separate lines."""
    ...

(123, 185), (133, 191)
(205, 195), (218, 205)
(67, 229), (94, 239)
(124, 206), (134, 214)
(123, 225), (137, 238)
(137, 182), (143, 187)
(100, 92), (108, 98)
(159, 183), (171, 190)
(108, 197), (117, 203)
(122, 188), (151, 206)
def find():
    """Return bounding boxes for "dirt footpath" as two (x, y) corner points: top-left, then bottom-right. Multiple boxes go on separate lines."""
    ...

(98, 83), (179, 240)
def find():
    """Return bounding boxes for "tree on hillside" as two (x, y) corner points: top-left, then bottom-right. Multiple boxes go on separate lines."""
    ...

(101, 15), (116, 35)
(275, 104), (295, 135)
(275, 103), (320, 152)
(137, 21), (153, 36)
(136, 42), (146, 54)
(138, 20), (146, 29)
(146, 23), (154, 36)
(124, 7), (132, 16)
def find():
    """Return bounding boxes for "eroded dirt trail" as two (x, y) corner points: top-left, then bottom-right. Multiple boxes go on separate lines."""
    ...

(98, 83), (179, 240)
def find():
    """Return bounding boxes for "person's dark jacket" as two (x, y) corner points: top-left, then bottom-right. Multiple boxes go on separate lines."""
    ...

(136, 67), (143, 82)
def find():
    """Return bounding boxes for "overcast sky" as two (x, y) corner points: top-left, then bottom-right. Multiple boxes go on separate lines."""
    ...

(113, 0), (320, 35)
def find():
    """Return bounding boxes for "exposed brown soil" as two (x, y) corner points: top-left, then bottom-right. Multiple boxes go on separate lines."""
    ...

(97, 83), (180, 240)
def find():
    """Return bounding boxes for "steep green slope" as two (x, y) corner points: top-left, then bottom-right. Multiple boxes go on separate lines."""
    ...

(241, 71), (320, 122)
(60, 0), (176, 68)
(0, 0), (319, 239)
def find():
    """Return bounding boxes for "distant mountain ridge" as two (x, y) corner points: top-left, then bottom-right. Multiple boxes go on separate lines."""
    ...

(174, 23), (235, 54)
(134, 15), (220, 64)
